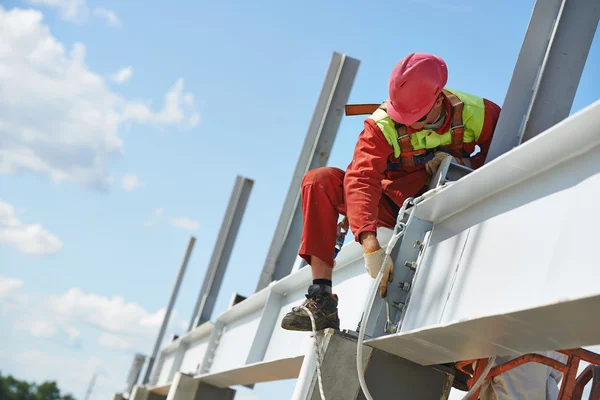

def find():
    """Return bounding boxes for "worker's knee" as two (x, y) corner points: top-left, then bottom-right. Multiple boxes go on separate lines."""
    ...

(302, 167), (344, 188)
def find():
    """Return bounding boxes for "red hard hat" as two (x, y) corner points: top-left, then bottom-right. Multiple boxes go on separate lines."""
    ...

(387, 53), (448, 125)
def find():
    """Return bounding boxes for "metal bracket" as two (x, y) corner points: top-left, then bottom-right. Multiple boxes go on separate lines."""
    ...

(197, 322), (225, 375)
(368, 156), (474, 337)
(362, 217), (432, 339)
(384, 218), (432, 334)
(430, 157), (473, 189)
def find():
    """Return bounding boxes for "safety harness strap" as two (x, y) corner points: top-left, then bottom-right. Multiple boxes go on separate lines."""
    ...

(349, 91), (466, 169)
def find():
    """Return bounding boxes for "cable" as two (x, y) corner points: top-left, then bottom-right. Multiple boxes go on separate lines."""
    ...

(356, 253), (389, 400)
(460, 357), (496, 400)
(300, 306), (326, 400)
(355, 196), (420, 400)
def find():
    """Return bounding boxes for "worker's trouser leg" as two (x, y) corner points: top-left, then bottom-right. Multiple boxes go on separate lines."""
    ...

(298, 167), (398, 268)
(478, 351), (568, 400)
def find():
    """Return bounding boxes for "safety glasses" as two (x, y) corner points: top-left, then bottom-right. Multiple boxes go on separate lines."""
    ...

(416, 95), (442, 123)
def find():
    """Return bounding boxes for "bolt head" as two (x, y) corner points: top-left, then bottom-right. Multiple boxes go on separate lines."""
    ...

(404, 261), (417, 270)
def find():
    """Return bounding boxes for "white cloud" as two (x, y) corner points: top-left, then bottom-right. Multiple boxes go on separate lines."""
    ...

(143, 208), (164, 227)
(13, 318), (82, 348)
(1, 275), (186, 354)
(24, 0), (122, 26)
(0, 200), (63, 255)
(121, 173), (143, 191)
(93, 7), (120, 26)
(14, 318), (58, 337)
(168, 217), (200, 231)
(49, 287), (167, 337)
(111, 66), (133, 84)
(99, 332), (130, 349)
(0, 7), (200, 190)
(25, 0), (88, 22)
(65, 325), (81, 341)
(0, 276), (27, 316)
(144, 209), (199, 231)
(0, 276), (24, 299)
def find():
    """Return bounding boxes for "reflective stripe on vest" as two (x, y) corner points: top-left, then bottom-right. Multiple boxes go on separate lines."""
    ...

(367, 88), (485, 168)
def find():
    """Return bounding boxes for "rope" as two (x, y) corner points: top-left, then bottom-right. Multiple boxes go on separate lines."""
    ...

(461, 357), (496, 400)
(300, 305), (326, 400)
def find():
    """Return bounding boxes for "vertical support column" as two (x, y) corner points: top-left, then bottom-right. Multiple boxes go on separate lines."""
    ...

(166, 373), (236, 400)
(255, 52), (360, 292)
(485, 0), (599, 163)
(129, 386), (149, 400)
(143, 236), (197, 384)
(166, 344), (189, 384)
(245, 291), (283, 364)
(188, 176), (254, 330)
(125, 353), (147, 396)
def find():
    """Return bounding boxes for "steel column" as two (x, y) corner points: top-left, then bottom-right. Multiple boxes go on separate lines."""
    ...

(126, 353), (147, 396)
(143, 236), (197, 384)
(254, 52), (360, 292)
(485, 0), (599, 163)
(189, 176), (254, 330)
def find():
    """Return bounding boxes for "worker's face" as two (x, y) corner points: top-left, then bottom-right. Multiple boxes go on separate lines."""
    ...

(409, 95), (444, 130)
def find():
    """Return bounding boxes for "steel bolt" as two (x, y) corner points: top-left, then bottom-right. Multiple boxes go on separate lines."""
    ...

(399, 281), (411, 291)
(414, 240), (423, 250)
(404, 261), (417, 271)
(392, 302), (405, 311)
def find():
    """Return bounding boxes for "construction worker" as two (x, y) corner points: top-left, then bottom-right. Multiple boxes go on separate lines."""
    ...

(280, 52), (570, 399)
(280, 52), (501, 332)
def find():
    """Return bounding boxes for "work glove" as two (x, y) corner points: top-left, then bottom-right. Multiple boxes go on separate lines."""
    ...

(364, 248), (394, 298)
(425, 152), (461, 176)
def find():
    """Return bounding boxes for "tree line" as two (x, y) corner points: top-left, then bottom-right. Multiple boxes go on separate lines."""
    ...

(0, 371), (76, 400)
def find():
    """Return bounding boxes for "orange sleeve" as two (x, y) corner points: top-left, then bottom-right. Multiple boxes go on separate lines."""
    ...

(344, 119), (393, 242)
(465, 98), (501, 170)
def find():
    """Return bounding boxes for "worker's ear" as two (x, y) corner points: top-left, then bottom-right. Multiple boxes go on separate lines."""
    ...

(435, 94), (444, 107)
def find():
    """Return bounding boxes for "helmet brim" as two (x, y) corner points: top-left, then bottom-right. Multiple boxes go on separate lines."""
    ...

(387, 97), (436, 126)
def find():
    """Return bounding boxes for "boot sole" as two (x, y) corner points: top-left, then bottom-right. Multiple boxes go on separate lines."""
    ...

(281, 316), (340, 332)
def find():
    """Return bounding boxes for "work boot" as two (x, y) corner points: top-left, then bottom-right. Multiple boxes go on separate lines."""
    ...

(281, 284), (340, 332)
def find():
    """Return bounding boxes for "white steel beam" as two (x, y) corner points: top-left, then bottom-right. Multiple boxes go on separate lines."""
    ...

(413, 100), (600, 225)
(485, 0), (599, 162)
(367, 295), (600, 366)
(255, 52), (360, 291)
(195, 357), (303, 388)
(366, 100), (600, 364)
(189, 176), (254, 330)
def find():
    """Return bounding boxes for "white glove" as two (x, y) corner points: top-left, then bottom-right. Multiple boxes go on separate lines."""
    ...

(364, 248), (394, 298)
(425, 152), (461, 176)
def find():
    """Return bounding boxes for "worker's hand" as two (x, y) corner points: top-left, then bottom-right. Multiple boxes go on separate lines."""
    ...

(425, 152), (461, 176)
(337, 216), (349, 236)
(364, 248), (394, 298)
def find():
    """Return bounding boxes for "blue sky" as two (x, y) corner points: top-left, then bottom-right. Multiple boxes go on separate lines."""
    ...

(0, 0), (598, 399)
